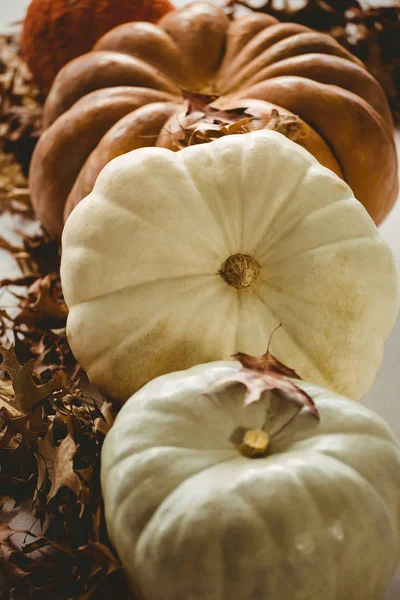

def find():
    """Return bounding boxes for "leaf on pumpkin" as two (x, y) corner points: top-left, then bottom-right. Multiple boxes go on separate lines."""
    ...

(36, 423), (83, 504)
(265, 109), (308, 146)
(0, 345), (67, 414)
(212, 325), (319, 418)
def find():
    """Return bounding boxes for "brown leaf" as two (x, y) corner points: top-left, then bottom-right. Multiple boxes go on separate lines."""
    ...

(212, 325), (319, 418)
(76, 541), (123, 599)
(36, 424), (82, 503)
(0, 405), (48, 449)
(0, 376), (20, 415)
(15, 273), (68, 329)
(0, 345), (68, 414)
(93, 402), (115, 436)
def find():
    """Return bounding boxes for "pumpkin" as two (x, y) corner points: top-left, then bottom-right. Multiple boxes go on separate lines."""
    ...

(60, 130), (398, 404)
(101, 359), (400, 600)
(21, 0), (174, 92)
(30, 1), (398, 239)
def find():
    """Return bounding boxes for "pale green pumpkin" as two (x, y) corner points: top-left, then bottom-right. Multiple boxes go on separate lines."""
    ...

(101, 361), (400, 600)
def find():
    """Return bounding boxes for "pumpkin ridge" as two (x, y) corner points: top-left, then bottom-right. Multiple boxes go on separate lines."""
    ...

(263, 232), (373, 267)
(240, 54), (392, 127)
(218, 22), (312, 90)
(124, 450), (240, 544)
(288, 432), (400, 452)
(71, 275), (229, 380)
(69, 272), (216, 307)
(176, 149), (237, 255)
(307, 450), (399, 538)
(250, 157), (312, 258)
(44, 51), (181, 127)
(224, 31), (364, 94)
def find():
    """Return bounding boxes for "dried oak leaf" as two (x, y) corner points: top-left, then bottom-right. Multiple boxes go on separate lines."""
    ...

(0, 345), (67, 414)
(36, 423), (82, 504)
(0, 406), (47, 449)
(15, 273), (68, 329)
(212, 325), (319, 418)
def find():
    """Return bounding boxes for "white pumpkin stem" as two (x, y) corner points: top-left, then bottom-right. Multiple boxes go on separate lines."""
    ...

(236, 428), (270, 458)
(219, 254), (260, 289)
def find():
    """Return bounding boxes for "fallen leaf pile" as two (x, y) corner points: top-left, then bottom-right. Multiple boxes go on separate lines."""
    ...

(0, 341), (135, 599)
(162, 93), (254, 148)
(0, 35), (42, 173)
(0, 207), (132, 598)
(0, 33), (133, 600)
(234, 0), (400, 122)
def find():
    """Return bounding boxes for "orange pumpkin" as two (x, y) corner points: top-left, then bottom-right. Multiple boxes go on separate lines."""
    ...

(29, 1), (398, 239)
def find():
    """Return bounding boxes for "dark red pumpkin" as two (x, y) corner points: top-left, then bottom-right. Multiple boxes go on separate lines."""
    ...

(21, 0), (174, 92)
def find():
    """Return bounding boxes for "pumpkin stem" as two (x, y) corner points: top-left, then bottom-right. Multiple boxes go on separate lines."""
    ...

(234, 427), (270, 458)
(219, 254), (260, 289)
(266, 109), (307, 145)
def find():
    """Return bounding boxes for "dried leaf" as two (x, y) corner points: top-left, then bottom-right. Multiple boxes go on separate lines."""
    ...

(94, 402), (115, 436)
(212, 325), (319, 418)
(15, 273), (68, 328)
(0, 345), (67, 414)
(36, 424), (82, 503)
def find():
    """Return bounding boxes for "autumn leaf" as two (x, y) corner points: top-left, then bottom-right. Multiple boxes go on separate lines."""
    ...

(0, 345), (67, 414)
(0, 405), (47, 449)
(36, 423), (82, 503)
(94, 402), (115, 436)
(212, 325), (319, 418)
(15, 273), (68, 328)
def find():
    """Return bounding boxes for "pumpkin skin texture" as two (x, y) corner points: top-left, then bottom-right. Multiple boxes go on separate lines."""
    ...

(101, 361), (400, 600)
(21, 0), (174, 92)
(60, 131), (399, 404)
(30, 2), (398, 239)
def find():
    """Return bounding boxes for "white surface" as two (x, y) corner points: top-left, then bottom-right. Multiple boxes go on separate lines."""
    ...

(0, 0), (28, 32)
(0, 2), (399, 599)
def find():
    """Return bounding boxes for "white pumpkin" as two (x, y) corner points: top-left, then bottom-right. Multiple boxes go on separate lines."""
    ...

(101, 361), (400, 600)
(60, 130), (398, 403)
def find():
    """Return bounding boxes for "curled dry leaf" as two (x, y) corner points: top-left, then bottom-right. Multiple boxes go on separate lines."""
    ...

(212, 325), (319, 418)
(15, 273), (68, 329)
(160, 98), (254, 150)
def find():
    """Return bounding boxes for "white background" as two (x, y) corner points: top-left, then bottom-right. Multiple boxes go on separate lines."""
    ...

(1, 1), (399, 598)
